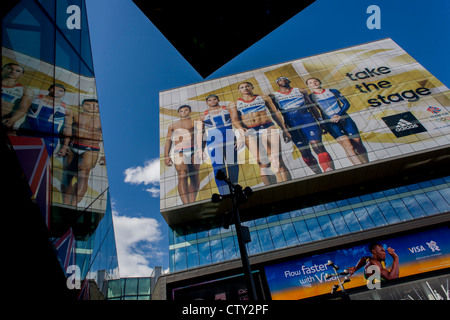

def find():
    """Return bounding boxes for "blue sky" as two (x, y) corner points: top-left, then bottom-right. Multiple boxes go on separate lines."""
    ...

(85, 0), (450, 277)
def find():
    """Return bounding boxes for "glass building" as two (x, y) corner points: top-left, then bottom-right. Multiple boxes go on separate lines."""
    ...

(161, 164), (450, 301)
(107, 277), (153, 300)
(2, 0), (119, 299)
(106, 267), (163, 300)
(169, 175), (450, 272)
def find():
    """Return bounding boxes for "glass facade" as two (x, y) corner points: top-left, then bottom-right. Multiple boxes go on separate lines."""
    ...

(2, 0), (119, 299)
(169, 175), (450, 272)
(106, 277), (153, 300)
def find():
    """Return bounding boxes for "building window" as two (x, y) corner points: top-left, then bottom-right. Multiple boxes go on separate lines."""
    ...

(168, 178), (450, 272)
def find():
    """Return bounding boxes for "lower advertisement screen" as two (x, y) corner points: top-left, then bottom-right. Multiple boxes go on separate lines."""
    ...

(264, 227), (450, 300)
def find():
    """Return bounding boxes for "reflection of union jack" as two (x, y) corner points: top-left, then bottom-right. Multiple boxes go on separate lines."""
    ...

(78, 278), (90, 300)
(427, 106), (441, 114)
(8, 136), (51, 227)
(54, 228), (76, 271)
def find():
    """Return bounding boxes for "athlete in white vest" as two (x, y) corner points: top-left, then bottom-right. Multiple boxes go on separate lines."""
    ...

(228, 81), (292, 185)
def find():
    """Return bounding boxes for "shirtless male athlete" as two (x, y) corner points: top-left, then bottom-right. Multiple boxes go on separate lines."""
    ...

(164, 105), (201, 204)
(228, 81), (292, 186)
(57, 99), (105, 206)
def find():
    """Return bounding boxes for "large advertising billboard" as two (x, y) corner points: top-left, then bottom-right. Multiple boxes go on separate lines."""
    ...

(2, 47), (108, 230)
(264, 227), (450, 300)
(160, 38), (450, 211)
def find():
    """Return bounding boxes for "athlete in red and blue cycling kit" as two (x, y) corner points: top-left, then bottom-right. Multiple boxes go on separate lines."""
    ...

(273, 77), (334, 173)
(307, 77), (368, 165)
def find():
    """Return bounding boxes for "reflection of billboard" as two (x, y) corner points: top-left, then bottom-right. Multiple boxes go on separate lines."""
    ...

(1, 48), (108, 229)
(264, 227), (450, 300)
(160, 38), (450, 211)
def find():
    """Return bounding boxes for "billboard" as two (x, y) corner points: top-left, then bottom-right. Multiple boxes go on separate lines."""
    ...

(264, 227), (450, 300)
(2, 47), (108, 230)
(160, 38), (450, 211)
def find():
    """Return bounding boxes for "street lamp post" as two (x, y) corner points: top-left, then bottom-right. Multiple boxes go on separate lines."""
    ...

(211, 170), (258, 301)
(324, 260), (351, 300)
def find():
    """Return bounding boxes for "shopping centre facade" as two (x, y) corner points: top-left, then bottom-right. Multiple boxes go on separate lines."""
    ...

(3, 1), (449, 301)
(2, 0), (119, 299)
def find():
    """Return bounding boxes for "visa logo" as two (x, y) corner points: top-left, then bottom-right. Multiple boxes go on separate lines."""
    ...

(408, 245), (426, 253)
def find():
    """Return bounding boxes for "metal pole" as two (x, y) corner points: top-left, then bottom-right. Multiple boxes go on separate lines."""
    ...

(332, 265), (350, 300)
(229, 184), (258, 301)
(339, 283), (350, 300)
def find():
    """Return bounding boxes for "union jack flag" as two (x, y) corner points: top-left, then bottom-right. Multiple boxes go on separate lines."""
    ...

(54, 227), (76, 271)
(427, 106), (441, 114)
(77, 277), (90, 300)
(8, 135), (51, 227)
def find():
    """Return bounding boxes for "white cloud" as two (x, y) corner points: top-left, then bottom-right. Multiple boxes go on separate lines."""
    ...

(124, 158), (160, 185)
(145, 187), (160, 198)
(112, 208), (164, 277)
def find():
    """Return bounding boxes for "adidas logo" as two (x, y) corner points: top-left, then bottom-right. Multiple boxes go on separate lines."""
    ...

(395, 119), (418, 132)
(382, 111), (427, 138)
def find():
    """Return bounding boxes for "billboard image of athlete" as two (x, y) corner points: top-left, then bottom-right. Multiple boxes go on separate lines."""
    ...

(1, 63), (32, 124)
(164, 104), (201, 204)
(200, 94), (239, 195)
(307, 78), (369, 165)
(349, 243), (400, 285)
(273, 76), (334, 174)
(7, 83), (72, 155)
(57, 99), (105, 206)
(228, 81), (292, 186)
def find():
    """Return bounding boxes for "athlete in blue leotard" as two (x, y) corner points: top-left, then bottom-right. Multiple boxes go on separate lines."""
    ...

(14, 84), (73, 155)
(306, 78), (368, 165)
(273, 77), (334, 174)
(200, 94), (239, 195)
